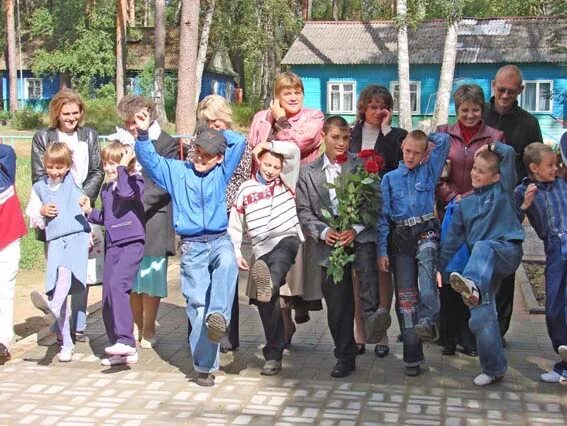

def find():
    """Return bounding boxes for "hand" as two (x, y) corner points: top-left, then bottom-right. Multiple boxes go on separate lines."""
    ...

(252, 141), (272, 163)
(269, 99), (286, 121)
(325, 229), (341, 247)
(521, 183), (538, 210)
(437, 272), (443, 288)
(455, 194), (462, 203)
(378, 256), (389, 273)
(40, 203), (58, 218)
(474, 143), (494, 158)
(236, 256), (249, 271)
(382, 108), (393, 127)
(338, 229), (357, 247)
(134, 108), (151, 131)
(79, 195), (92, 214)
(120, 145), (136, 167)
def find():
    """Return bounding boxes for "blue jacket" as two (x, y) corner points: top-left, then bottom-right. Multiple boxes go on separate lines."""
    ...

(87, 166), (145, 247)
(0, 144), (16, 191)
(377, 132), (450, 256)
(135, 130), (246, 237)
(438, 142), (524, 271)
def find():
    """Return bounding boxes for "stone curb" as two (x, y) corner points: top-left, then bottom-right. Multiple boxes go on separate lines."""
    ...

(517, 262), (545, 315)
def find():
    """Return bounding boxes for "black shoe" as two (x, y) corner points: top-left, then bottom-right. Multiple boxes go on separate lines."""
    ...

(0, 343), (11, 365)
(260, 360), (282, 376)
(330, 360), (355, 378)
(73, 331), (87, 343)
(356, 344), (366, 355)
(441, 345), (456, 356)
(405, 365), (421, 377)
(283, 323), (297, 349)
(194, 372), (215, 387)
(460, 346), (478, 357)
(294, 311), (310, 324)
(374, 344), (390, 358)
(397, 333), (403, 343)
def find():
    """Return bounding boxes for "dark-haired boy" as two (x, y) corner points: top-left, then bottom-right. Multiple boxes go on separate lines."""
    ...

(439, 142), (524, 386)
(515, 141), (567, 383)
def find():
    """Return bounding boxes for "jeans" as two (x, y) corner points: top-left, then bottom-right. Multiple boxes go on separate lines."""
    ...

(463, 240), (522, 377)
(180, 234), (238, 373)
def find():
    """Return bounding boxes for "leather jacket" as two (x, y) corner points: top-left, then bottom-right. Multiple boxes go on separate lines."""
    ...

(31, 126), (104, 203)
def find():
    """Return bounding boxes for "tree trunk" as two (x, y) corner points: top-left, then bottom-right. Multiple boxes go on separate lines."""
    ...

(5, 0), (18, 112)
(176, 0), (200, 135)
(128, 0), (136, 26)
(116, 0), (128, 104)
(300, 0), (312, 20)
(144, 0), (150, 26)
(332, 0), (339, 21)
(195, 0), (215, 104)
(431, 20), (459, 130)
(154, 0), (168, 124)
(396, 0), (411, 130)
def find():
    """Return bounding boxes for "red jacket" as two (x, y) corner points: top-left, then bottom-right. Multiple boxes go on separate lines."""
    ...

(435, 121), (505, 206)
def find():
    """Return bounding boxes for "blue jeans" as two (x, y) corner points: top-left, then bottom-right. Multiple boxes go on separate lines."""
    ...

(180, 235), (238, 373)
(463, 240), (522, 377)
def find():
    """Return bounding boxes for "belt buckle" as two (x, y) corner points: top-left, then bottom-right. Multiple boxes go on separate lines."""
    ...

(407, 217), (417, 227)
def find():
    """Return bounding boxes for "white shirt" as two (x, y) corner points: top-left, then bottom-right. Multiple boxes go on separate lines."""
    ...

(57, 130), (89, 187)
(361, 122), (392, 151)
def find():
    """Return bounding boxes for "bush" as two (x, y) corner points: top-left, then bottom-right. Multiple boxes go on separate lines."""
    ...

(233, 102), (261, 129)
(84, 98), (121, 135)
(12, 109), (45, 130)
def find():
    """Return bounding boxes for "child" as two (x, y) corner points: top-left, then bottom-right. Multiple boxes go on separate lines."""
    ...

(134, 109), (245, 387)
(228, 140), (303, 376)
(378, 130), (450, 377)
(514, 141), (567, 383)
(79, 142), (145, 366)
(28, 143), (91, 362)
(0, 144), (27, 364)
(296, 116), (381, 378)
(439, 142), (523, 386)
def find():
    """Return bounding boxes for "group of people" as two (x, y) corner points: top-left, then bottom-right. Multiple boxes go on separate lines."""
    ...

(0, 63), (565, 389)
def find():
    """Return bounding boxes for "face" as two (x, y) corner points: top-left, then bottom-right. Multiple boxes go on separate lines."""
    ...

(323, 126), (350, 161)
(45, 161), (70, 183)
(402, 137), (427, 170)
(529, 151), (557, 182)
(258, 152), (283, 182)
(103, 160), (120, 181)
(457, 100), (483, 128)
(57, 103), (82, 133)
(124, 107), (150, 137)
(278, 87), (304, 116)
(193, 145), (223, 173)
(470, 157), (500, 188)
(492, 74), (523, 112)
(364, 96), (390, 127)
(205, 119), (229, 131)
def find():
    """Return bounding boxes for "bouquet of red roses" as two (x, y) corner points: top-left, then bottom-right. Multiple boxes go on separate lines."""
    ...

(321, 149), (384, 284)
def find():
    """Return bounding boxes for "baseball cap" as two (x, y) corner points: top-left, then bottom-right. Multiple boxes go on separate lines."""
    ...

(194, 128), (226, 156)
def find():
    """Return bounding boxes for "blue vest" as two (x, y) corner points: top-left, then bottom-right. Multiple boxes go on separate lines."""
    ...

(33, 173), (91, 241)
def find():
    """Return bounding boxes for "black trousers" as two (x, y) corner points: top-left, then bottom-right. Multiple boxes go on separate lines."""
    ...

(496, 273), (515, 337)
(438, 283), (476, 350)
(353, 241), (379, 318)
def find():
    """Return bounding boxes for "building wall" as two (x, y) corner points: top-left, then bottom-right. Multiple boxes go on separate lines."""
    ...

(1, 71), (60, 111)
(200, 72), (235, 102)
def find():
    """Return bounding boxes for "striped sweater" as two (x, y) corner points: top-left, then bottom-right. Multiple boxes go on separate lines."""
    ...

(228, 141), (304, 259)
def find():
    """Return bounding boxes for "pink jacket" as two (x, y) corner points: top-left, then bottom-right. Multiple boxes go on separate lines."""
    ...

(436, 121), (506, 205)
(248, 108), (324, 175)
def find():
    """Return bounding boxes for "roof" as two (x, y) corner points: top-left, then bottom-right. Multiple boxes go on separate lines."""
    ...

(282, 17), (567, 65)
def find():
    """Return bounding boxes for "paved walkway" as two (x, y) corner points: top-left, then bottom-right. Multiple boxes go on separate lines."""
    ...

(2, 256), (566, 425)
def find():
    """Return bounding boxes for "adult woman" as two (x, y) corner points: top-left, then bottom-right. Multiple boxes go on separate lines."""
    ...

(114, 95), (178, 349)
(436, 84), (505, 356)
(349, 84), (407, 358)
(248, 72), (324, 343)
(186, 94), (252, 352)
(31, 88), (104, 342)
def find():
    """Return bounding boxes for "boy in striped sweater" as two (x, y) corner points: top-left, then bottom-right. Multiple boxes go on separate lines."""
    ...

(228, 140), (303, 376)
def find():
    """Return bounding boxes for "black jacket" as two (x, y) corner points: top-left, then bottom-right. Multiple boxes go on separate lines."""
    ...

(31, 126), (104, 204)
(483, 98), (543, 182)
(349, 121), (407, 177)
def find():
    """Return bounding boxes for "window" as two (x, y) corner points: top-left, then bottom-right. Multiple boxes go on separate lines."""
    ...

(327, 81), (356, 114)
(225, 81), (233, 102)
(126, 77), (136, 94)
(520, 80), (553, 113)
(25, 78), (42, 100)
(390, 81), (421, 114)
(211, 80), (220, 95)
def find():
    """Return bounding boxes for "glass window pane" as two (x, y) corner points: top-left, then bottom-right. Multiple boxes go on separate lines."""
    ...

(410, 93), (417, 112)
(331, 84), (340, 91)
(539, 82), (551, 111)
(343, 92), (353, 112)
(331, 92), (340, 111)
(522, 83), (536, 112)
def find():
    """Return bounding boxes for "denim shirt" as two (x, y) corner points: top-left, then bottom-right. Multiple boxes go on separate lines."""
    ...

(377, 132), (450, 256)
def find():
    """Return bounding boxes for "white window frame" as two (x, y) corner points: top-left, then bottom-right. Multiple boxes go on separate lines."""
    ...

(327, 81), (357, 114)
(126, 77), (136, 94)
(519, 80), (553, 113)
(24, 78), (42, 100)
(390, 81), (421, 114)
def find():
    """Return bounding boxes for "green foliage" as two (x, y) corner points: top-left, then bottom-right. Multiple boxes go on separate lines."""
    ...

(94, 82), (116, 101)
(27, 8), (54, 37)
(84, 98), (121, 135)
(232, 102), (261, 128)
(136, 61), (178, 121)
(12, 110), (45, 130)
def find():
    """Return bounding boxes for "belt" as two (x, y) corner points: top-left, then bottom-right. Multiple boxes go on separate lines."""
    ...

(180, 231), (227, 243)
(395, 213), (435, 228)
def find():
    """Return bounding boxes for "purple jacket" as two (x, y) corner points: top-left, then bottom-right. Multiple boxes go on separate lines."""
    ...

(88, 166), (145, 247)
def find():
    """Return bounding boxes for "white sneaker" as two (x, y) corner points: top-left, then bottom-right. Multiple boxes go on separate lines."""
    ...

(101, 353), (138, 366)
(139, 337), (156, 349)
(58, 347), (74, 362)
(105, 342), (137, 356)
(540, 371), (562, 383)
(558, 345), (567, 362)
(473, 373), (503, 386)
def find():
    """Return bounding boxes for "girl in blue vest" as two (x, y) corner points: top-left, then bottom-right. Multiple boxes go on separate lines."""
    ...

(79, 142), (145, 366)
(28, 143), (91, 362)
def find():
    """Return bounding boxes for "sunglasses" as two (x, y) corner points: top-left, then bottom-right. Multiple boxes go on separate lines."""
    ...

(495, 87), (520, 96)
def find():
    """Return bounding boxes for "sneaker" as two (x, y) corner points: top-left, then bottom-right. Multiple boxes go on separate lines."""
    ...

(101, 353), (139, 366)
(558, 345), (567, 363)
(473, 373), (503, 386)
(251, 260), (273, 303)
(194, 372), (215, 387)
(415, 322), (439, 343)
(30, 291), (56, 326)
(105, 342), (137, 356)
(260, 360), (282, 376)
(364, 309), (392, 344)
(405, 365), (421, 377)
(58, 347), (74, 362)
(449, 273), (480, 307)
(540, 371), (562, 383)
(0, 343), (11, 365)
(206, 313), (227, 344)
(139, 336), (156, 349)
(73, 331), (87, 343)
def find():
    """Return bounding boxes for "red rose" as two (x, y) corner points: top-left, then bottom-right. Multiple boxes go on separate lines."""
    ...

(373, 153), (385, 172)
(365, 159), (380, 174)
(336, 153), (348, 165)
(358, 149), (375, 159)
